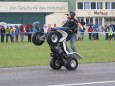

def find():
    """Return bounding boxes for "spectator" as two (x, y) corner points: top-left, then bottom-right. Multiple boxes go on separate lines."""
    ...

(0, 26), (5, 43)
(104, 25), (108, 40)
(43, 24), (48, 34)
(107, 27), (114, 43)
(5, 26), (10, 43)
(32, 26), (38, 33)
(88, 25), (93, 40)
(15, 25), (20, 42)
(0, 26), (1, 42)
(20, 25), (25, 42)
(26, 26), (32, 42)
(109, 24), (115, 40)
(53, 24), (56, 28)
(40, 25), (44, 33)
(95, 26), (99, 40)
(113, 25), (115, 40)
(77, 25), (81, 41)
(92, 29), (97, 40)
(78, 22), (86, 41)
(9, 26), (14, 42)
(32, 22), (41, 33)
(92, 24), (99, 40)
(47, 24), (52, 32)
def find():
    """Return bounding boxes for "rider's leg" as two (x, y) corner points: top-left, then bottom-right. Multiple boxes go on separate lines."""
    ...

(70, 33), (77, 52)
(66, 35), (71, 52)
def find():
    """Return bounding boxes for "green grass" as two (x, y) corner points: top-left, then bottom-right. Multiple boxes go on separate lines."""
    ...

(0, 42), (51, 67)
(0, 35), (115, 67)
(77, 40), (115, 63)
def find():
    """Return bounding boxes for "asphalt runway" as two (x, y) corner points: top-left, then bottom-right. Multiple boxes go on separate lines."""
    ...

(0, 62), (115, 86)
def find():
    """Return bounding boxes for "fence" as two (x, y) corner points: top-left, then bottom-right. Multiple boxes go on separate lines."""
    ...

(0, 32), (115, 43)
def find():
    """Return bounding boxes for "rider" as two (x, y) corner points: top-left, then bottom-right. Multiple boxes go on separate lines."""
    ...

(62, 11), (78, 52)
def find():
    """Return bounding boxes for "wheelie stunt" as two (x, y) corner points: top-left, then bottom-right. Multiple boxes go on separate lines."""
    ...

(32, 11), (82, 70)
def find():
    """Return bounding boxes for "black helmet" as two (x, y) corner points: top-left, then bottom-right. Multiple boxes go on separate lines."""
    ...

(68, 11), (76, 18)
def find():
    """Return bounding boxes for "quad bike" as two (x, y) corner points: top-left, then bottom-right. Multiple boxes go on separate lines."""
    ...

(32, 27), (82, 70)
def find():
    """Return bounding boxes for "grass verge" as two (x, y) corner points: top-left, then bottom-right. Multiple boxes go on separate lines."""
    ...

(0, 35), (115, 67)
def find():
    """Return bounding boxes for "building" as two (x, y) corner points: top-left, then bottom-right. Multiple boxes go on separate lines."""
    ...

(0, 0), (72, 26)
(0, 0), (115, 27)
(76, 0), (115, 26)
(46, 0), (115, 27)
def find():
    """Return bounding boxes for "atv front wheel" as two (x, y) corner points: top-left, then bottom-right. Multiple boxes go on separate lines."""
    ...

(47, 31), (60, 46)
(32, 32), (45, 46)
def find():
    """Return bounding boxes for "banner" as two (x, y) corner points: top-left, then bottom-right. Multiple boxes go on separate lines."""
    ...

(0, 2), (68, 12)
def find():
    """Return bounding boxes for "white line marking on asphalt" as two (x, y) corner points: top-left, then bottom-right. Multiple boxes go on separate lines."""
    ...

(50, 80), (115, 86)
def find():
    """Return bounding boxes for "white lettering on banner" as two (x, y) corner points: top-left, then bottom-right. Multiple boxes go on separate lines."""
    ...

(0, 2), (68, 12)
(9, 6), (38, 10)
(18, 6), (38, 10)
(47, 6), (65, 10)
(94, 11), (108, 15)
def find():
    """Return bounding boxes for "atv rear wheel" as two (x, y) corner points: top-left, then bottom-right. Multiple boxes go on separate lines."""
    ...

(50, 57), (62, 70)
(65, 57), (78, 70)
